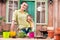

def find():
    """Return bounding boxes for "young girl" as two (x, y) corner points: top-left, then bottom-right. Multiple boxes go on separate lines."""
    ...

(17, 15), (34, 34)
(27, 15), (34, 29)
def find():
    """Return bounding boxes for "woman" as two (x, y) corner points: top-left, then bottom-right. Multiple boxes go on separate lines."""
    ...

(10, 2), (34, 35)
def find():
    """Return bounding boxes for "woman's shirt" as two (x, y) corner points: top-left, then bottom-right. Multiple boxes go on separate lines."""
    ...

(12, 10), (30, 29)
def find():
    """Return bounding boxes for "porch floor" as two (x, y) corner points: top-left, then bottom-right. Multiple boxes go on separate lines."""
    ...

(0, 35), (54, 40)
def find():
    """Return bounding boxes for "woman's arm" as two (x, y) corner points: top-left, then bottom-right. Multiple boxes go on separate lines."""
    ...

(10, 20), (15, 31)
(10, 10), (17, 31)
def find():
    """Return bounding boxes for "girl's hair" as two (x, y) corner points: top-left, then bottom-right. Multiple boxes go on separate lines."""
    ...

(27, 15), (32, 18)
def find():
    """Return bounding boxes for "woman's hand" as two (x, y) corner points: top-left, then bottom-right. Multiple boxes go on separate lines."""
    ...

(10, 20), (15, 32)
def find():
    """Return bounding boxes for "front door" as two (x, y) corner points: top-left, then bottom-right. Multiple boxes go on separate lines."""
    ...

(20, 0), (35, 21)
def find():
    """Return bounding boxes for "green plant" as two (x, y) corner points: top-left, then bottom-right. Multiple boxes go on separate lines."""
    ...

(0, 16), (6, 35)
(0, 16), (6, 26)
(0, 16), (3, 20)
(17, 32), (26, 38)
(0, 16), (3, 26)
(2, 18), (6, 22)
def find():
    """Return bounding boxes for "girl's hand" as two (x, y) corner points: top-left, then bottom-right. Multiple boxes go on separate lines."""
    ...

(27, 19), (32, 23)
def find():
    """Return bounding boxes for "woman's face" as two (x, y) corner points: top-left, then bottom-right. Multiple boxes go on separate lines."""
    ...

(21, 2), (28, 11)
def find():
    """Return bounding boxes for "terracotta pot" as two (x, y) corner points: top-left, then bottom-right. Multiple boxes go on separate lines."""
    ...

(54, 28), (60, 40)
(55, 28), (60, 34)
(48, 30), (54, 38)
(54, 35), (60, 40)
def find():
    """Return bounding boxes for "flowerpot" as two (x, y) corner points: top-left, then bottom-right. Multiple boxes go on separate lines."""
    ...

(54, 35), (60, 40)
(55, 28), (60, 34)
(29, 32), (34, 38)
(54, 28), (60, 40)
(10, 31), (16, 38)
(48, 30), (54, 38)
(3, 32), (10, 38)
(47, 27), (54, 38)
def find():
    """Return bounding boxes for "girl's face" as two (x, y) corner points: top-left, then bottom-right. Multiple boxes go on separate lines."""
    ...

(27, 16), (32, 22)
(21, 2), (28, 11)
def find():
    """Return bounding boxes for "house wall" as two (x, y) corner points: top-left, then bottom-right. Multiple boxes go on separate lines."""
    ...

(0, 3), (6, 17)
(0, 0), (53, 35)
(36, 1), (53, 37)
(0, 3), (10, 31)
(0, 0), (60, 37)
(58, 0), (60, 27)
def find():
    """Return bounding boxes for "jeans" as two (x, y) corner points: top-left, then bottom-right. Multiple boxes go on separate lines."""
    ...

(21, 27), (31, 34)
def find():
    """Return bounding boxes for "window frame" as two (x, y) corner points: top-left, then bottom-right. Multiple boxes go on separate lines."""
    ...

(36, 0), (48, 25)
(6, 0), (20, 24)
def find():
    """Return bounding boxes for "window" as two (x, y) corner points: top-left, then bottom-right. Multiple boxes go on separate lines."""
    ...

(6, 0), (19, 23)
(36, 0), (48, 25)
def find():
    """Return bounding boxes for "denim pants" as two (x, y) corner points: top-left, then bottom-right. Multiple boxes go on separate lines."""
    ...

(21, 27), (31, 34)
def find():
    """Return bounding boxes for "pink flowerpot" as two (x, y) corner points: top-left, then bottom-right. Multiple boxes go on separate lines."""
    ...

(29, 32), (34, 38)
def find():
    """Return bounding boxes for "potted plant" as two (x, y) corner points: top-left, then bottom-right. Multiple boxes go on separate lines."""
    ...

(27, 29), (34, 38)
(47, 27), (54, 38)
(0, 16), (6, 35)
(0, 16), (3, 35)
(28, 31), (34, 38)
(2, 17), (7, 31)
